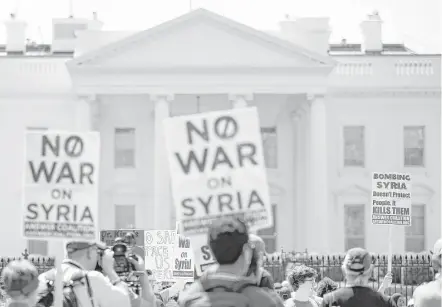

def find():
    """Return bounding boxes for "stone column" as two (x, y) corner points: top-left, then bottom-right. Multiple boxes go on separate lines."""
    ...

(76, 95), (101, 131)
(228, 94), (253, 108)
(308, 94), (329, 253)
(291, 104), (310, 250)
(151, 94), (174, 229)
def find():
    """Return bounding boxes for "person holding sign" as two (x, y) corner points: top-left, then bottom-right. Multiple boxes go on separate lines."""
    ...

(320, 248), (395, 307)
(412, 238), (442, 307)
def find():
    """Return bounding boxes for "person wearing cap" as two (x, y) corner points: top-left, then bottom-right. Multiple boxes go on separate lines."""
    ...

(1, 260), (41, 307)
(412, 238), (442, 307)
(246, 233), (275, 289)
(39, 240), (156, 307)
(178, 216), (284, 307)
(321, 247), (394, 307)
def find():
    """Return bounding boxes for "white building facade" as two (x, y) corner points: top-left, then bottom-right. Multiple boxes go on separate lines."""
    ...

(0, 9), (440, 257)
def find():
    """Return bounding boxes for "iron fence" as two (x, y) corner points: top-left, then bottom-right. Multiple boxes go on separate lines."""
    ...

(0, 252), (435, 305)
(263, 252), (434, 303)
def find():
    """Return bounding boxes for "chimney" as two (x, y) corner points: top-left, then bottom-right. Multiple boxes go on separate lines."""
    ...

(360, 11), (383, 53)
(4, 13), (27, 54)
(51, 13), (103, 54)
(279, 17), (331, 56)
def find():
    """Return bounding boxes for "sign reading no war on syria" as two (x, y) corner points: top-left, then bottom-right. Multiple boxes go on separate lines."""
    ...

(163, 107), (273, 235)
(23, 131), (100, 240)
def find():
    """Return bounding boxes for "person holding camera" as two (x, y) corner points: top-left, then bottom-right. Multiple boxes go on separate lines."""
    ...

(38, 240), (156, 307)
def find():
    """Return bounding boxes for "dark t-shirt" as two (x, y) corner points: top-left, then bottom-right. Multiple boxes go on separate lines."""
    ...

(321, 286), (394, 307)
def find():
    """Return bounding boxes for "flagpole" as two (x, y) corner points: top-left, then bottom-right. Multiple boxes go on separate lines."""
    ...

(189, 0), (192, 11)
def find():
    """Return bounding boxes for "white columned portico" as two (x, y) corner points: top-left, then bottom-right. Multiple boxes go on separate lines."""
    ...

(229, 93), (253, 108)
(308, 94), (329, 252)
(152, 94), (174, 229)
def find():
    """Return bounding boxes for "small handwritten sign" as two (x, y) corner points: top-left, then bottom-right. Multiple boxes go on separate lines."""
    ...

(144, 230), (176, 281)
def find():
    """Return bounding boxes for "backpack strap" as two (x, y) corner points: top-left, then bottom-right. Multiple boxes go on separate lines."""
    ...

(255, 268), (264, 286)
(84, 272), (95, 307)
(200, 274), (256, 294)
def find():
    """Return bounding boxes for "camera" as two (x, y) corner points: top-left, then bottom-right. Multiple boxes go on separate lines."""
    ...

(112, 242), (137, 274)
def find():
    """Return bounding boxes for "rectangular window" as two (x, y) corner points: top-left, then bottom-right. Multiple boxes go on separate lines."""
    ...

(115, 205), (136, 229)
(27, 240), (48, 256)
(344, 204), (365, 250)
(343, 126), (365, 167)
(114, 128), (136, 168)
(257, 204), (277, 252)
(261, 127), (277, 169)
(405, 204), (425, 252)
(404, 126), (425, 167)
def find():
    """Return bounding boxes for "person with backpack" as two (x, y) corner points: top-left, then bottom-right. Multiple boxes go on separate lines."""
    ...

(37, 240), (136, 307)
(178, 216), (284, 307)
(1, 259), (42, 307)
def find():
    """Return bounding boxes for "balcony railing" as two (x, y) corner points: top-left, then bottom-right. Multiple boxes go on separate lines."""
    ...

(330, 55), (441, 89)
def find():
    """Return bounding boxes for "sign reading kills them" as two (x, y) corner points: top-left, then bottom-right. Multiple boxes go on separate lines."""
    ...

(23, 132), (100, 240)
(164, 107), (273, 235)
(371, 172), (412, 226)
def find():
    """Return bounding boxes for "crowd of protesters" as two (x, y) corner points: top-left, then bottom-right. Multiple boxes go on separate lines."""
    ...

(1, 217), (441, 307)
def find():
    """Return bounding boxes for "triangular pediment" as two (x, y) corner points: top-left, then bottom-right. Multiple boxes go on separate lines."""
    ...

(67, 9), (334, 70)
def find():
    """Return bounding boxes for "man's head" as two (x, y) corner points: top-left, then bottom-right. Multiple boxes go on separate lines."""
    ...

(430, 238), (442, 271)
(66, 240), (107, 270)
(1, 260), (40, 305)
(208, 216), (253, 275)
(287, 265), (317, 294)
(342, 248), (373, 285)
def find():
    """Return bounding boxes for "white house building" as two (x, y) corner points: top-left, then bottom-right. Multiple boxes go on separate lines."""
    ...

(0, 9), (440, 257)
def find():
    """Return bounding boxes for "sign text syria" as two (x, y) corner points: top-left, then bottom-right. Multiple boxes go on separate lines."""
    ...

(164, 107), (273, 235)
(23, 132), (100, 240)
(371, 172), (412, 226)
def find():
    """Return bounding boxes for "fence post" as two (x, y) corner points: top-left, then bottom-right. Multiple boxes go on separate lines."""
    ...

(21, 249), (29, 260)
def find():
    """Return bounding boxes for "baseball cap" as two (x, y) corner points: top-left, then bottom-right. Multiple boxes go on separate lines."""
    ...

(344, 248), (372, 273)
(66, 240), (107, 253)
(1, 260), (40, 298)
(208, 216), (249, 265)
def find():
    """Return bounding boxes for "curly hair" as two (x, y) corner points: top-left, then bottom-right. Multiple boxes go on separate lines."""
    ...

(316, 277), (338, 297)
(287, 265), (317, 291)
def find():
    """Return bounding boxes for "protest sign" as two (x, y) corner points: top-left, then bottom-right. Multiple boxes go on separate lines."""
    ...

(23, 131), (100, 240)
(145, 230), (176, 281)
(371, 172), (412, 226)
(173, 235), (194, 280)
(371, 172), (412, 273)
(163, 107), (272, 236)
(190, 234), (217, 276)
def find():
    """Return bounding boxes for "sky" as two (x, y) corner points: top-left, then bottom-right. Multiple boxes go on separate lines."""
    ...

(0, 0), (440, 53)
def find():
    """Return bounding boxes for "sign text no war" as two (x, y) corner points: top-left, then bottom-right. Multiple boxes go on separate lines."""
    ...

(164, 107), (273, 235)
(23, 132), (100, 240)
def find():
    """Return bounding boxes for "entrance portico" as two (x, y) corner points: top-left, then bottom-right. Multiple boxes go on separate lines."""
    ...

(67, 8), (335, 252)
